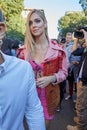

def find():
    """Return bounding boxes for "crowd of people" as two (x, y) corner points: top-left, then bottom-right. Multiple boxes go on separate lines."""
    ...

(0, 8), (87, 130)
(57, 28), (87, 130)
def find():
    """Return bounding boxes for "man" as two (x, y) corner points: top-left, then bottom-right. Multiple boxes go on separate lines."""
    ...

(67, 28), (87, 130)
(0, 9), (46, 130)
(64, 32), (74, 100)
(0, 9), (22, 56)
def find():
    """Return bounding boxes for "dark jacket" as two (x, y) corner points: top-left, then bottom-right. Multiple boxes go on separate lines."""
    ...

(72, 47), (87, 85)
(72, 47), (84, 56)
(1, 38), (21, 56)
(80, 52), (87, 85)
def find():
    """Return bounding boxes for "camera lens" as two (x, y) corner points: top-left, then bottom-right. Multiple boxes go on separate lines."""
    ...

(74, 31), (84, 39)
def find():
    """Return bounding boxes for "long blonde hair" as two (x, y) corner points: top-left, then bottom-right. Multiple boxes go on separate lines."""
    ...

(25, 9), (48, 53)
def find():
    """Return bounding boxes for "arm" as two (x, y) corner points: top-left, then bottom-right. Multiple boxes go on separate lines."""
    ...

(71, 39), (79, 52)
(81, 29), (87, 47)
(36, 50), (68, 87)
(55, 50), (68, 83)
(25, 64), (46, 130)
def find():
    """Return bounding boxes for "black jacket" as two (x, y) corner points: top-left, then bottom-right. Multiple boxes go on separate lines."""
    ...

(1, 38), (21, 56)
(81, 52), (87, 85)
(72, 47), (84, 56)
(72, 47), (87, 85)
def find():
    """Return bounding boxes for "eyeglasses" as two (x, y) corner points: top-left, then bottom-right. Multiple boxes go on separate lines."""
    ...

(29, 9), (45, 16)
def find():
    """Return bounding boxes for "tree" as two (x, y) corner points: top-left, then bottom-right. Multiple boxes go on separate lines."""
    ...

(79, 0), (87, 11)
(0, 0), (25, 41)
(57, 11), (86, 37)
(79, 0), (87, 15)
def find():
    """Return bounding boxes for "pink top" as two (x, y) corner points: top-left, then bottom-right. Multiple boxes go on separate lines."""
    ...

(29, 60), (54, 119)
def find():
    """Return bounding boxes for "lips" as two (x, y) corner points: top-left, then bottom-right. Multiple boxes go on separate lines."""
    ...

(32, 29), (39, 33)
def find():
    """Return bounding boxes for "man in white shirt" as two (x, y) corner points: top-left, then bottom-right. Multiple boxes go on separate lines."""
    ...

(0, 9), (45, 130)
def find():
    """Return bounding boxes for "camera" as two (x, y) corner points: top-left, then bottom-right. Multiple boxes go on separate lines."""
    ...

(74, 26), (87, 39)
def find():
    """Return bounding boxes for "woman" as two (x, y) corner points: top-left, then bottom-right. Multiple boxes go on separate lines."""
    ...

(17, 9), (68, 129)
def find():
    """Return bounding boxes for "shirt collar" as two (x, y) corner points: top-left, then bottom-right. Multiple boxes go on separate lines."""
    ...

(0, 51), (8, 76)
(65, 42), (73, 47)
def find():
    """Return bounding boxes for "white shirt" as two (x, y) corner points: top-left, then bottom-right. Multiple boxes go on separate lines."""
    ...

(0, 52), (45, 130)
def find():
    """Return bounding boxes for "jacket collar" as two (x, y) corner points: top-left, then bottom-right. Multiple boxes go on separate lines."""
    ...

(44, 39), (65, 60)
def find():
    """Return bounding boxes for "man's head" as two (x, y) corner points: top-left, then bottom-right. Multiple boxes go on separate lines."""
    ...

(0, 9), (6, 40)
(66, 32), (72, 44)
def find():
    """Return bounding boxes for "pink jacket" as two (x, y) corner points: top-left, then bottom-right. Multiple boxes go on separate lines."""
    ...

(17, 39), (68, 83)
(42, 40), (68, 83)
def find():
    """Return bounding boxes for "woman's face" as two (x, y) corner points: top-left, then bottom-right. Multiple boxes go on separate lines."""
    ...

(29, 12), (46, 37)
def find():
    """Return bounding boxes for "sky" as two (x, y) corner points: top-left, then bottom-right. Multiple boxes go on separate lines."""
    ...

(24, 0), (82, 39)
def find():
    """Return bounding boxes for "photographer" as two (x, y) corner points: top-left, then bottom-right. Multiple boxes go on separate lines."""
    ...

(71, 26), (87, 56)
(67, 27), (87, 130)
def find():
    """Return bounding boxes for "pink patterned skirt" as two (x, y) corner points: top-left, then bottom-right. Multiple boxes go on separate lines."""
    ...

(30, 60), (54, 120)
(37, 87), (54, 120)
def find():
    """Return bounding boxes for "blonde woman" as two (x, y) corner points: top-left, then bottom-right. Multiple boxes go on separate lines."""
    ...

(17, 9), (68, 129)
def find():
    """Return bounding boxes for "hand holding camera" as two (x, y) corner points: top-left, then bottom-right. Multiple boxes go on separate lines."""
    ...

(74, 26), (87, 39)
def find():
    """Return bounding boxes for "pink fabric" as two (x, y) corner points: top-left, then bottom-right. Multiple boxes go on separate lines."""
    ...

(37, 87), (53, 120)
(44, 40), (68, 83)
(17, 40), (68, 119)
(26, 39), (68, 83)
(25, 39), (68, 119)
(30, 60), (53, 119)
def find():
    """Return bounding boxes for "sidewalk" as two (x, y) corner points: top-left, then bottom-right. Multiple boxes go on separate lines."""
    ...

(48, 93), (77, 130)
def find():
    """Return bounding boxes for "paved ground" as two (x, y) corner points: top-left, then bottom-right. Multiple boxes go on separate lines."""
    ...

(48, 95), (76, 130)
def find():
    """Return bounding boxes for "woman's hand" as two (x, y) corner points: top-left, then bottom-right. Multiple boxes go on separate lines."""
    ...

(36, 75), (56, 88)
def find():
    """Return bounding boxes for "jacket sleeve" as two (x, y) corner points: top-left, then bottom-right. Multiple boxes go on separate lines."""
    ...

(71, 47), (84, 56)
(55, 50), (68, 83)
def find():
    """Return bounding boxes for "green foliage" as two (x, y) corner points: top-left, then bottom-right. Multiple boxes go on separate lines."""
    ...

(6, 30), (24, 42)
(78, 15), (87, 25)
(0, 0), (24, 22)
(79, 0), (87, 16)
(0, 0), (25, 41)
(58, 0), (87, 37)
(79, 0), (87, 11)
(84, 9), (87, 15)
(58, 11), (87, 37)
(6, 15), (25, 42)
